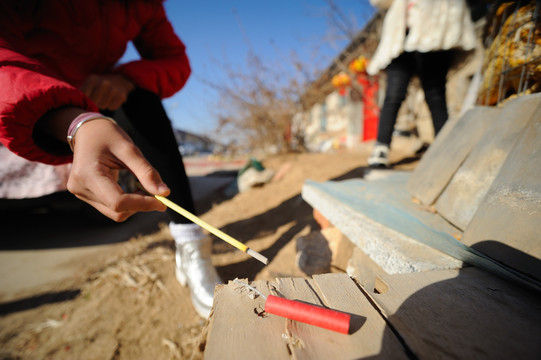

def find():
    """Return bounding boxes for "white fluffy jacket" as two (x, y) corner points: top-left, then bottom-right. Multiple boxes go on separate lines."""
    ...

(367, 0), (477, 75)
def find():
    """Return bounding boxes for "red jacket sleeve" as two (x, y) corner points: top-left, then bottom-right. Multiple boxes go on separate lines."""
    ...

(115, 3), (191, 98)
(0, 28), (99, 165)
(114, 4), (191, 99)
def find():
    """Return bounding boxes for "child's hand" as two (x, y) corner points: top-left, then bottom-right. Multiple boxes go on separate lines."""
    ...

(67, 118), (170, 221)
(80, 74), (135, 111)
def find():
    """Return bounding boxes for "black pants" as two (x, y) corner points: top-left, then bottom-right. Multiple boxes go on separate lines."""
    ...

(103, 88), (195, 224)
(377, 50), (453, 145)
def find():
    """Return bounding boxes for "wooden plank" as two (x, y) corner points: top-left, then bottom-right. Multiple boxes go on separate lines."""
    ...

(312, 273), (407, 359)
(205, 274), (408, 359)
(204, 280), (290, 360)
(463, 109), (541, 281)
(270, 277), (347, 360)
(274, 275), (407, 359)
(364, 267), (541, 359)
(435, 93), (541, 230)
(347, 246), (388, 292)
(406, 106), (499, 205)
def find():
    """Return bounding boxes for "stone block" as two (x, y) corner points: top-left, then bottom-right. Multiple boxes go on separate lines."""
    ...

(302, 172), (463, 275)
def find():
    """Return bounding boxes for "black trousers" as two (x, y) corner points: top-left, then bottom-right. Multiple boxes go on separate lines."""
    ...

(377, 50), (453, 145)
(103, 88), (195, 224)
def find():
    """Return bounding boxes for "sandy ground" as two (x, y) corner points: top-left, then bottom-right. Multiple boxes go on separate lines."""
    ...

(0, 140), (420, 360)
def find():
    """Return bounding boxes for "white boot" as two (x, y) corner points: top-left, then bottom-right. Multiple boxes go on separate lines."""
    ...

(169, 222), (222, 318)
(368, 143), (390, 168)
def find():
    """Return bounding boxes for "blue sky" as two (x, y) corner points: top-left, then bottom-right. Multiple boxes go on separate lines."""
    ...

(120, 1), (375, 137)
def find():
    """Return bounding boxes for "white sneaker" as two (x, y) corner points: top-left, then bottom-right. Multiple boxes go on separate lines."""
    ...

(368, 143), (390, 168)
(175, 236), (222, 318)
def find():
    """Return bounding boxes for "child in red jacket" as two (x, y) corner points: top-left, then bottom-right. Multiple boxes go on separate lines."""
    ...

(0, 0), (220, 318)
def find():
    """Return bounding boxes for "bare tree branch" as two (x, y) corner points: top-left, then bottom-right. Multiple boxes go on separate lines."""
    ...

(203, 2), (371, 154)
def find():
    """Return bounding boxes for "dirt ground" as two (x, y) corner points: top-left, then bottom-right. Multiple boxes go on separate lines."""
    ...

(0, 142), (420, 360)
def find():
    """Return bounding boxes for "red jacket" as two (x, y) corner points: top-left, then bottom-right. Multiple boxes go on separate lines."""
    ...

(0, 0), (191, 165)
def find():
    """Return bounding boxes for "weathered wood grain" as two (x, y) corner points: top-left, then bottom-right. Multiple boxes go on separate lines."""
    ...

(365, 267), (541, 359)
(406, 106), (499, 206)
(435, 93), (541, 230)
(205, 274), (408, 359)
(204, 280), (289, 360)
(463, 107), (541, 282)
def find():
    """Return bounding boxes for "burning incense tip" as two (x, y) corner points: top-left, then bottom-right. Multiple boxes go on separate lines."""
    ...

(247, 248), (269, 265)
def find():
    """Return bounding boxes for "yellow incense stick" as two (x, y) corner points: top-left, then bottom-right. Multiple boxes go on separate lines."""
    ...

(155, 195), (269, 265)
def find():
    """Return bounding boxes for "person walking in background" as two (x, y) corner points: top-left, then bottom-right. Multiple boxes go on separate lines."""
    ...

(0, 0), (220, 318)
(367, 0), (476, 168)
